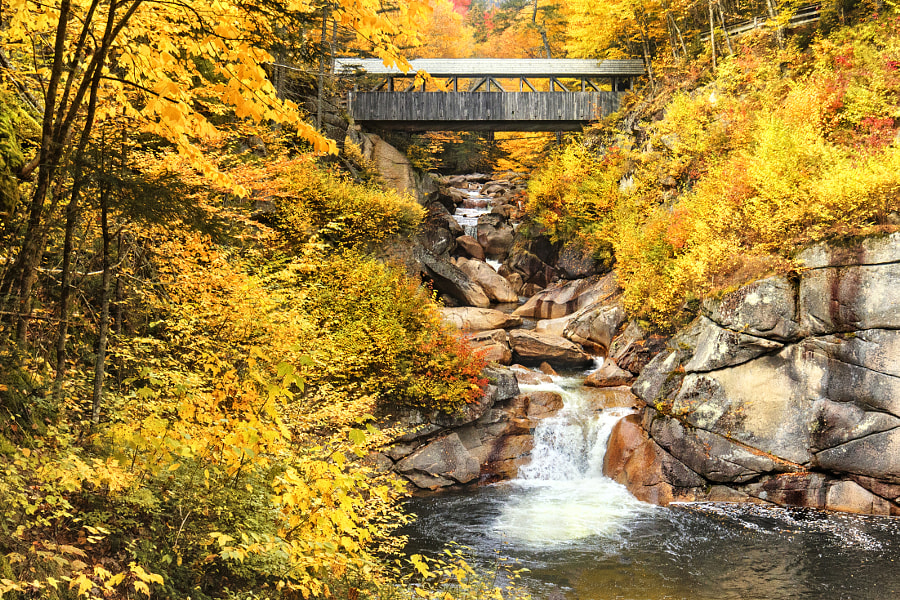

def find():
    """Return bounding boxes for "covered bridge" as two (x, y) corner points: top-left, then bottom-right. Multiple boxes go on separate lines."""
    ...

(335, 58), (645, 132)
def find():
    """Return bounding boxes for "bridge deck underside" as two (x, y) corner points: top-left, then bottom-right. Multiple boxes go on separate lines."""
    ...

(348, 91), (625, 132)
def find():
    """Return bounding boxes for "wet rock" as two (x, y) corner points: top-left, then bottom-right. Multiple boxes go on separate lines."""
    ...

(441, 307), (522, 331)
(509, 330), (593, 368)
(524, 391), (564, 421)
(603, 413), (646, 481)
(510, 364), (554, 385)
(582, 386), (640, 410)
(650, 417), (777, 483)
(455, 257), (518, 303)
(702, 275), (800, 341)
(455, 235), (485, 260)
(514, 273), (618, 319)
(533, 314), (574, 337)
(396, 433), (480, 487)
(825, 480), (893, 515)
(584, 358), (633, 388)
(418, 249), (490, 307)
(477, 221), (515, 258)
(538, 362), (558, 377)
(564, 303), (625, 353)
(745, 473), (827, 509)
(616, 439), (705, 505)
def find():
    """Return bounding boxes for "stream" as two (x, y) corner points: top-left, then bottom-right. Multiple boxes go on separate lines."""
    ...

(401, 372), (900, 600)
(407, 184), (900, 599)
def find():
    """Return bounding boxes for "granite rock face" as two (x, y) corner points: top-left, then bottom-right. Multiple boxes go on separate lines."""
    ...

(612, 234), (900, 515)
(385, 365), (574, 489)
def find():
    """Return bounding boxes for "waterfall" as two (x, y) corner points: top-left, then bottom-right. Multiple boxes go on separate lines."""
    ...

(452, 187), (492, 238)
(518, 383), (633, 482)
(493, 376), (651, 546)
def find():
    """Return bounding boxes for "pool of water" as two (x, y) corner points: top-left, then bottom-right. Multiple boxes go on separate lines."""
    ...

(400, 373), (900, 600)
(403, 486), (900, 600)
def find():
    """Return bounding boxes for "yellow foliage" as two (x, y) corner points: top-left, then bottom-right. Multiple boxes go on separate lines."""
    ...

(526, 19), (900, 329)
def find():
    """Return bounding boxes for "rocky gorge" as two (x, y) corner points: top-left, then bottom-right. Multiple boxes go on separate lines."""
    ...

(366, 136), (900, 516)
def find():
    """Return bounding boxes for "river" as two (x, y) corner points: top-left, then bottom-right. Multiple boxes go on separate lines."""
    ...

(401, 372), (900, 600)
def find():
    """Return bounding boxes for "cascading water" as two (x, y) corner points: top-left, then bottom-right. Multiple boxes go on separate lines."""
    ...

(493, 377), (651, 547)
(452, 187), (492, 238)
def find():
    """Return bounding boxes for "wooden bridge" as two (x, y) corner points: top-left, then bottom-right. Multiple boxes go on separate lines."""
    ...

(334, 58), (645, 132)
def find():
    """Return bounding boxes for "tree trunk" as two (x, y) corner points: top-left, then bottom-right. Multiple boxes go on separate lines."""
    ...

(766, 0), (785, 49)
(717, 2), (734, 55)
(92, 187), (112, 425)
(709, 0), (717, 71)
(317, 1), (330, 131)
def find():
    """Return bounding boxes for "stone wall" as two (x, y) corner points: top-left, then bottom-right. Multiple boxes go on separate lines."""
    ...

(605, 233), (900, 515)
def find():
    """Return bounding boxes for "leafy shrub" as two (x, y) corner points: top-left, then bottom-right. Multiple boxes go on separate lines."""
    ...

(526, 17), (900, 329)
(269, 157), (424, 251)
(291, 251), (487, 416)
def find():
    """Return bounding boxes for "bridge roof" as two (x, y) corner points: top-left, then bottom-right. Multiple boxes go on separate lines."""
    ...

(334, 58), (645, 78)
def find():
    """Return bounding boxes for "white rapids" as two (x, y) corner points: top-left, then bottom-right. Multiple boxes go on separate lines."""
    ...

(493, 375), (652, 546)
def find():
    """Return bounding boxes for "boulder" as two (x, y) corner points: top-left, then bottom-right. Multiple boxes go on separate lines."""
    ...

(534, 314), (574, 337)
(477, 222), (515, 258)
(509, 364), (554, 386)
(508, 330), (593, 367)
(502, 250), (557, 288)
(609, 320), (670, 375)
(825, 480), (893, 515)
(418, 249), (490, 307)
(564, 303), (626, 353)
(582, 386), (640, 410)
(631, 349), (684, 405)
(538, 362), (558, 377)
(396, 433), (480, 488)
(603, 413), (646, 481)
(474, 343), (512, 365)
(615, 438), (705, 505)
(514, 273), (618, 319)
(441, 307), (522, 331)
(524, 391), (564, 421)
(557, 241), (602, 279)
(467, 329), (513, 364)
(456, 235), (485, 260)
(745, 473), (828, 508)
(455, 257), (519, 303)
(584, 358), (634, 387)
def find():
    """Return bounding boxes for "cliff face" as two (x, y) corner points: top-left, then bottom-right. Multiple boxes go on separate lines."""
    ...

(606, 232), (900, 515)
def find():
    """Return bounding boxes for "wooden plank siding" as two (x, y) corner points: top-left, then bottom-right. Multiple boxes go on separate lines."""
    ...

(348, 91), (626, 132)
